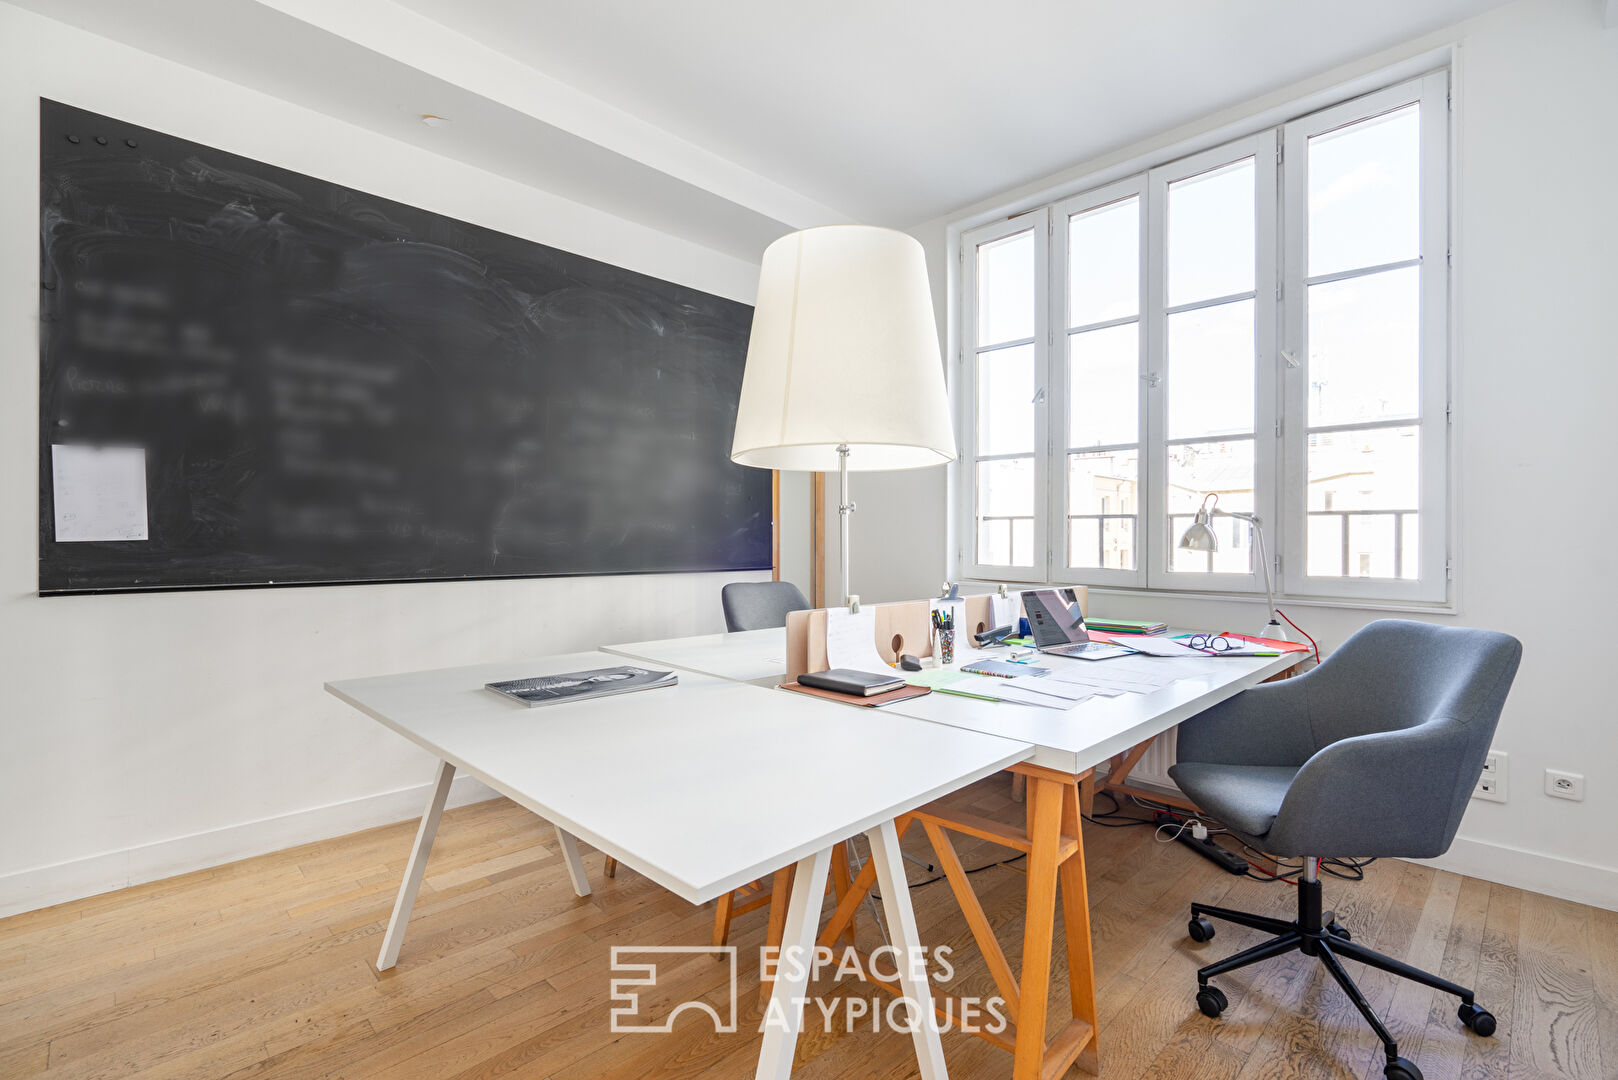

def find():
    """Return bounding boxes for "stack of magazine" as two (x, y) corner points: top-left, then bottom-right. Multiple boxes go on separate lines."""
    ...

(486, 666), (676, 707)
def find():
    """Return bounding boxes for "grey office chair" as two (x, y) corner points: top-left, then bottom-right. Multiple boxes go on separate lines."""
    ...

(721, 581), (809, 632)
(1169, 619), (1521, 1080)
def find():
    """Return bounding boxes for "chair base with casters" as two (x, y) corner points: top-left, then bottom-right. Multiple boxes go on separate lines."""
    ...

(1186, 860), (1495, 1080)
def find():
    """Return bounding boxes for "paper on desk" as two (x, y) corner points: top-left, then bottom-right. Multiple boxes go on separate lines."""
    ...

(990, 594), (1021, 632)
(1008, 675), (1095, 703)
(1044, 669), (1128, 696)
(905, 669), (1068, 708)
(1098, 633), (1202, 658)
(939, 674), (1066, 709)
(825, 607), (892, 674)
(992, 684), (1075, 709)
(51, 444), (149, 542)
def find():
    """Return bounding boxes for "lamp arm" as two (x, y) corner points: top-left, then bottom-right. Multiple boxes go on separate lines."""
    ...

(1212, 509), (1279, 630)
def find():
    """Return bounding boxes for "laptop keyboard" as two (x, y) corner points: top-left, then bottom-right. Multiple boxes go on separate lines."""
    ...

(1046, 642), (1122, 657)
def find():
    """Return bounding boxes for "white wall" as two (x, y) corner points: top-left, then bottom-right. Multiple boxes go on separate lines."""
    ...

(0, 5), (781, 916)
(890, 0), (1618, 909)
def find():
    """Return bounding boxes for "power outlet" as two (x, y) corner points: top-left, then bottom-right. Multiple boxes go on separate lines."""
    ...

(1473, 751), (1507, 803)
(1545, 769), (1585, 802)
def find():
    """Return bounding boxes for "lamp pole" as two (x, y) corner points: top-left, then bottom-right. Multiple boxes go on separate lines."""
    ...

(837, 443), (854, 607)
(1227, 511), (1286, 641)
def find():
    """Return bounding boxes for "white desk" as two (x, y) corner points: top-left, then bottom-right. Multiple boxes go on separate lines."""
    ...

(600, 630), (1306, 1080)
(605, 627), (787, 686)
(327, 651), (1032, 1080)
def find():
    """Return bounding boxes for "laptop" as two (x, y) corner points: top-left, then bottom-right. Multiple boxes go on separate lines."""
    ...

(1021, 589), (1137, 660)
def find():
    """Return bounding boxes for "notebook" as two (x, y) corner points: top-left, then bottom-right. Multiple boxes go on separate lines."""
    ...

(797, 668), (907, 697)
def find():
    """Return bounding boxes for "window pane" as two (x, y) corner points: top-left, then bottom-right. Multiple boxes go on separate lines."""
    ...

(1068, 450), (1138, 570)
(1069, 197), (1139, 327)
(1306, 426), (1419, 578)
(1307, 267), (1419, 427)
(1068, 324), (1137, 447)
(1309, 103), (1420, 278)
(1307, 513), (1344, 577)
(977, 457), (1034, 566)
(977, 230), (1035, 346)
(1168, 158), (1254, 306)
(977, 343), (1034, 456)
(1167, 299), (1254, 440)
(1167, 439), (1254, 574)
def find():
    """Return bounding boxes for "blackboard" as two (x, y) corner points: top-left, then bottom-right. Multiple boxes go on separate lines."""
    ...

(38, 100), (769, 595)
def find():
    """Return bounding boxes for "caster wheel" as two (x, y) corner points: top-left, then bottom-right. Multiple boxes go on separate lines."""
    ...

(1195, 985), (1228, 1018)
(1457, 1002), (1496, 1037)
(1384, 1057), (1423, 1080)
(1327, 922), (1351, 941)
(1188, 915), (1215, 943)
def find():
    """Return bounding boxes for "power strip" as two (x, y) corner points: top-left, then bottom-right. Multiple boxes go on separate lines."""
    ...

(1155, 812), (1248, 875)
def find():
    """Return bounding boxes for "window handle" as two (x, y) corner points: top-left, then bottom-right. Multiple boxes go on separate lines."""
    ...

(1141, 373), (1161, 388)
(1281, 349), (1301, 369)
(1031, 388), (1046, 405)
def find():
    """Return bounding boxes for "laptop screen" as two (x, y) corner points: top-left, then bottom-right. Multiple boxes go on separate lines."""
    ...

(1022, 589), (1090, 648)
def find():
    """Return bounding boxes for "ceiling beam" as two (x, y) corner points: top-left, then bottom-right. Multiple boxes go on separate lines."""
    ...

(253, 0), (852, 231)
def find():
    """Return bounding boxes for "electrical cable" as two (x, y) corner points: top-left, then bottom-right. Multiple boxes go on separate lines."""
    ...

(869, 850), (1027, 900)
(1275, 607), (1320, 665)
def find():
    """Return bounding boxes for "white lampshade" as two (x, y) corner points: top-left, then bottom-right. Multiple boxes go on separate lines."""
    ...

(730, 225), (957, 472)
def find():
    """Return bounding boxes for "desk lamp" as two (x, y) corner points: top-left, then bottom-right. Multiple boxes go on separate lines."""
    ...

(731, 226), (956, 606)
(1177, 493), (1288, 640)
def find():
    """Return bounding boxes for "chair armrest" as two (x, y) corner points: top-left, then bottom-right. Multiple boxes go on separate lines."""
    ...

(1175, 673), (1317, 768)
(1265, 723), (1468, 859)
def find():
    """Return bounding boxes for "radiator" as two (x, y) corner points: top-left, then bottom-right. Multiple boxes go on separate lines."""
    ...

(1113, 728), (1181, 793)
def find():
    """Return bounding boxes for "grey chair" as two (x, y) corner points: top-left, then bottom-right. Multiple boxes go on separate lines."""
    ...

(720, 580), (809, 632)
(1168, 619), (1521, 1080)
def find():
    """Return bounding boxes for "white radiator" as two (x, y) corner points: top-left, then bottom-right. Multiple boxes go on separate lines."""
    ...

(1113, 728), (1182, 793)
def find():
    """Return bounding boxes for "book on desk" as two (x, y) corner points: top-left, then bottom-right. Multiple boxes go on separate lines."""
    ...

(486, 666), (676, 707)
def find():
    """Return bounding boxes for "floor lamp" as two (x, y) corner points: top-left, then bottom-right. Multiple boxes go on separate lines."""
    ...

(730, 226), (956, 606)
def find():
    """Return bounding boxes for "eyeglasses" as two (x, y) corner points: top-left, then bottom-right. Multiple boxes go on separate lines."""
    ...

(1184, 634), (1238, 652)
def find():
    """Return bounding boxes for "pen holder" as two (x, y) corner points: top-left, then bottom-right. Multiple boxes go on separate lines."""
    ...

(937, 627), (955, 666)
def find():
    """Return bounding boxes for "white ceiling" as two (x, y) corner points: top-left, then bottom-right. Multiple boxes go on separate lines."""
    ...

(390, 0), (1509, 225)
(15, 0), (1511, 260)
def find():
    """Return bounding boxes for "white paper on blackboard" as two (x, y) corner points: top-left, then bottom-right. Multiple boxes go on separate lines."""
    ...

(51, 444), (149, 542)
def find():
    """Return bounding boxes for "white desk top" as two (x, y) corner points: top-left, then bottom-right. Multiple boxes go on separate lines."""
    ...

(604, 627), (787, 686)
(878, 651), (1301, 773)
(602, 632), (1303, 774)
(327, 651), (1031, 905)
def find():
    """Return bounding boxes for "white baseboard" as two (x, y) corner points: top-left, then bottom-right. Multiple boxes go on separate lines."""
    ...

(1405, 834), (1618, 913)
(0, 774), (499, 919)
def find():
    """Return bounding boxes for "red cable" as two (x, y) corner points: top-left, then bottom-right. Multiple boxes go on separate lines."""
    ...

(1276, 607), (1319, 665)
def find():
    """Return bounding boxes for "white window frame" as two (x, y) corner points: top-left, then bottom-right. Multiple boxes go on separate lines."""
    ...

(1143, 131), (1280, 596)
(953, 70), (1452, 607)
(1278, 72), (1450, 602)
(957, 208), (1050, 583)
(1049, 176), (1148, 589)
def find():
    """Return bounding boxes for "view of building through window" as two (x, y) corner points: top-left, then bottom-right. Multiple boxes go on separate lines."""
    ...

(961, 75), (1446, 601)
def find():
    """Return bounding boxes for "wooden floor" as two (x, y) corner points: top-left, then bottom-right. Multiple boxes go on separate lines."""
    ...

(2, 778), (1614, 1080)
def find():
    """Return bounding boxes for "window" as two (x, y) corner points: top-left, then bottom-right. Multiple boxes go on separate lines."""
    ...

(957, 73), (1449, 603)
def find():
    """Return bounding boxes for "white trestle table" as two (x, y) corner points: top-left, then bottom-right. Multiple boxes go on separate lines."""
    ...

(326, 650), (1032, 1080)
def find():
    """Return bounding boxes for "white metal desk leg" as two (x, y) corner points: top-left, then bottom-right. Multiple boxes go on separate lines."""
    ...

(867, 818), (949, 1080)
(554, 826), (592, 897)
(754, 845), (834, 1080)
(376, 759), (455, 971)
